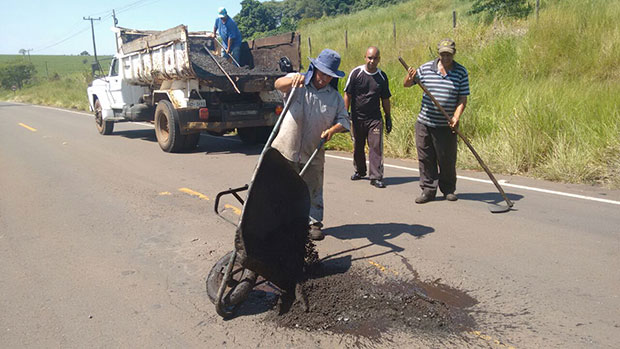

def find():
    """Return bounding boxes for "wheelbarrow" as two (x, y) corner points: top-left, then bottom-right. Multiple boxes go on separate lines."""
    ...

(206, 87), (322, 318)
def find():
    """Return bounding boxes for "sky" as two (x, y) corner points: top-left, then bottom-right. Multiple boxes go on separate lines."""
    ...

(0, 0), (247, 56)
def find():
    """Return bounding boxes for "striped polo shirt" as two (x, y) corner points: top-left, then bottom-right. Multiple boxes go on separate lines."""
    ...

(415, 58), (470, 127)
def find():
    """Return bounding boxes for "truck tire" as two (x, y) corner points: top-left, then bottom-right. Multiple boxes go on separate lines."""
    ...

(94, 99), (114, 135)
(155, 100), (184, 153)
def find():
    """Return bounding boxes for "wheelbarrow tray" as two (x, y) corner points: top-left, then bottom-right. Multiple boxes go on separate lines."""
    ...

(234, 147), (310, 292)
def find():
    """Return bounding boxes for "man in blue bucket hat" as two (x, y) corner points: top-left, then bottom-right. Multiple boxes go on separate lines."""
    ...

(272, 49), (350, 241)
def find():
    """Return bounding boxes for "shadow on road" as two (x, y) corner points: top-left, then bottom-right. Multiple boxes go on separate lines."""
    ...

(453, 191), (523, 205)
(323, 223), (434, 262)
(110, 130), (263, 156)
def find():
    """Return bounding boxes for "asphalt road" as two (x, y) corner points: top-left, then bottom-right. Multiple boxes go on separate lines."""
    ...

(1, 102), (619, 348)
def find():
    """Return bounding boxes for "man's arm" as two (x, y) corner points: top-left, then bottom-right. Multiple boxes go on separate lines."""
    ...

(450, 96), (467, 128)
(321, 123), (347, 142)
(344, 92), (351, 112)
(274, 73), (304, 94)
(382, 98), (392, 133)
(403, 66), (418, 87)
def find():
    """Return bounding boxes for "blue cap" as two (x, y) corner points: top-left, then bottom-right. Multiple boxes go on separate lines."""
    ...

(218, 7), (227, 18)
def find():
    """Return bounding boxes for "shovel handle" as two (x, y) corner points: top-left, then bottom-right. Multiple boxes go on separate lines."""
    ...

(300, 138), (326, 177)
(399, 57), (513, 208)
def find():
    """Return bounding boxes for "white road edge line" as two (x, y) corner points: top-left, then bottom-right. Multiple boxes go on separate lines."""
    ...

(25, 104), (619, 206)
(326, 154), (620, 206)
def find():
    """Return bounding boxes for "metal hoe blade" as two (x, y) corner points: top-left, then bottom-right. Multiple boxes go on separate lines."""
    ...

(489, 202), (512, 213)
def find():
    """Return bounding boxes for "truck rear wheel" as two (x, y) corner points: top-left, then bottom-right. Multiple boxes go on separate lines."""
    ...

(94, 99), (114, 135)
(155, 100), (184, 153)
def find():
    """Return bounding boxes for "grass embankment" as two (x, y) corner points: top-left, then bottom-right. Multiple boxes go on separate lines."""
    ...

(300, 0), (620, 187)
(0, 55), (112, 110)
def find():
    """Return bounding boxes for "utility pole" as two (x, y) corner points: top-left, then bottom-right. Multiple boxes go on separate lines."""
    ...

(83, 16), (101, 70)
(26, 49), (33, 62)
(112, 10), (119, 52)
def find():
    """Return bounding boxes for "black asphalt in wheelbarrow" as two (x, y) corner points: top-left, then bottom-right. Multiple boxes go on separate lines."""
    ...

(234, 147), (311, 293)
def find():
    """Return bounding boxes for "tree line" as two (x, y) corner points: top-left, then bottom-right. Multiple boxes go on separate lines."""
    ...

(234, 0), (408, 40)
(234, 0), (535, 40)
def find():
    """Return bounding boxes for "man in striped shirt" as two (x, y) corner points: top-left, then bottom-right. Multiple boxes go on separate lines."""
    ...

(404, 38), (470, 204)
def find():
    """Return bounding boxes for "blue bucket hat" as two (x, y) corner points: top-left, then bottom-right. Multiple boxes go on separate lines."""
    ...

(308, 49), (345, 79)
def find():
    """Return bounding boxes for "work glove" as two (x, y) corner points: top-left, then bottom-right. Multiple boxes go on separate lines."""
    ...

(385, 115), (392, 134)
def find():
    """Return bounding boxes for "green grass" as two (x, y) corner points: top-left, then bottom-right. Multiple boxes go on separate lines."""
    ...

(0, 54), (113, 79)
(299, 0), (620, 187)
(0, 55), (113, 111)
(0, 72), (92, 110)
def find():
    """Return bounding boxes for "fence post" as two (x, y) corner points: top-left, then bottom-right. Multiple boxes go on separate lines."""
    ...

(345, 30), (348, 49)
(308, 36), (312, 56)
(393, 20), (396, 41)
(536, 0), (540, 21)
(453, 10), (457, 28)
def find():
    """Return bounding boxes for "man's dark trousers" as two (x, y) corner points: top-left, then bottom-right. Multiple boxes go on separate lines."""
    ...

(415, 121), (457, 195)
(352, 118), (384, 180)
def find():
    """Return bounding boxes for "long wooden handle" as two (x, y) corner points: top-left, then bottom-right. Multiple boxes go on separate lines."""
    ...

(399, 56), (513, 207)
(204, 44), (241, 94)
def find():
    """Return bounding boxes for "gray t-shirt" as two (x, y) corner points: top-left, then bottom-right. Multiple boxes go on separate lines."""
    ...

(272, 73), (350, 164)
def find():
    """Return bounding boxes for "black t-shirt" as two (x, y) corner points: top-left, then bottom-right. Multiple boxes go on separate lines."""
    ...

(344, 65), (391, 120)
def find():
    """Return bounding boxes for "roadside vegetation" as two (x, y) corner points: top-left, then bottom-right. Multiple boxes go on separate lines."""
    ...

(0, 55), (111, 110)
(300, 0), (619, 187)
(0, 0), (618, 187)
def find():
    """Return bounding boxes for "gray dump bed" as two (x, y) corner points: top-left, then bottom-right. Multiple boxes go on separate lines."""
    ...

(117, 25), (301, 92)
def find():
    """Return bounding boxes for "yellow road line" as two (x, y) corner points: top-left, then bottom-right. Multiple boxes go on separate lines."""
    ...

(158, 191), (172, 196)
(178, 188), (210, 201)
(18, 123), (37, 132)
(224, 204), (242, 215)
(368, 260), (399, 276)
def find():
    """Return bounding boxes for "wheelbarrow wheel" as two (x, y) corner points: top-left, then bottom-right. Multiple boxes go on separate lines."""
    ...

(206, 251), (258, 308)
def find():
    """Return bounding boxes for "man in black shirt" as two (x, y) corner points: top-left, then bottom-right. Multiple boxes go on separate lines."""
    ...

(344, 46), (392, 188)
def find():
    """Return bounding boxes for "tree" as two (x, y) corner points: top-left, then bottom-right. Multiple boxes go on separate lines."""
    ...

(468, 0), (533, 19)
(0, 61), (36, 89)
(80, 51), (90, 56)
(234, 0), (278, 39)
(18, 49), (27, 56)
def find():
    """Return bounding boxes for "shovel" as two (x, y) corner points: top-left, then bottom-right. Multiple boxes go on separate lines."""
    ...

(398, 57), (513, 213)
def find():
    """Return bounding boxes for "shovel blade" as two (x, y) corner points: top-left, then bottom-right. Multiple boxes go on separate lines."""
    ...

(488, 203), (511, 213)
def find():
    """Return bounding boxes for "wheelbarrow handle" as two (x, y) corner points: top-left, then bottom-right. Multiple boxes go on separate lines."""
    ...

(299, 138), (326, 177)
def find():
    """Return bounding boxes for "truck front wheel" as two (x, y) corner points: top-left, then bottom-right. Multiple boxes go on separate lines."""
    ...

(94, 99), (114, 135)
(155, 100), (184, 153)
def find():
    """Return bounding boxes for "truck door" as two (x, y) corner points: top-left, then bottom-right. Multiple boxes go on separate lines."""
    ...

(108, 58), (124, 109)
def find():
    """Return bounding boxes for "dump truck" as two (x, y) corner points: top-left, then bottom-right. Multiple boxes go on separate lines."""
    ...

(87, 25), (301, 152)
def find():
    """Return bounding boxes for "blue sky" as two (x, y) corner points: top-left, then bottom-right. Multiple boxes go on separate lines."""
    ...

(0, 0), (247, 55)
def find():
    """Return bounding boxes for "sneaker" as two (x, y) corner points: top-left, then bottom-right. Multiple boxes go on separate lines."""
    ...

(370, 179), (386, 188)
(415, 191), (435, 204)
(350, 172), (365, 181)
(309, 225), (325, 241)
(445, 193), (458, 201)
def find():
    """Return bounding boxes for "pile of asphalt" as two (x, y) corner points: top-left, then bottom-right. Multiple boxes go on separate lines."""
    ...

(188, 38), (284, 78)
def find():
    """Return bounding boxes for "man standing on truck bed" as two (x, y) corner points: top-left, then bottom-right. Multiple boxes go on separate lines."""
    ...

(271, 49), (350, 241)
(210, 7), (242, 64)
(344, 46), (392, 189)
